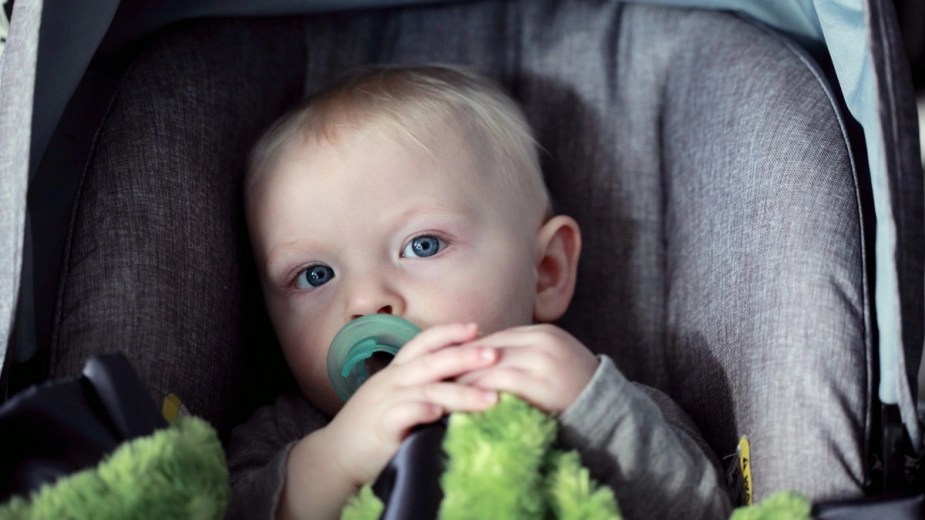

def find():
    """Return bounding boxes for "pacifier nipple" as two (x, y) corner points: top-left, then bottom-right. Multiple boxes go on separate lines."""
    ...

(327, 315), (421, 401)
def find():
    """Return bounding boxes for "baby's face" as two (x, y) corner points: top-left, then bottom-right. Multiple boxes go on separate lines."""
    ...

(248, 125), (544, 416)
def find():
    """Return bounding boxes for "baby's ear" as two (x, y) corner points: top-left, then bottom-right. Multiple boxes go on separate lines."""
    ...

(532, 215), (582, 322)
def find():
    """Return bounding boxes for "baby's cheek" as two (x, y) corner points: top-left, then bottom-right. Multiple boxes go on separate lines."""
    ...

(278, 324), (327, 384)
(461, 288), (533, 333)
(287, 339), (343, 415)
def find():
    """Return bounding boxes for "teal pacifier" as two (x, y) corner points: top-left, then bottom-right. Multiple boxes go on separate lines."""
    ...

(327, 315), (421, 401)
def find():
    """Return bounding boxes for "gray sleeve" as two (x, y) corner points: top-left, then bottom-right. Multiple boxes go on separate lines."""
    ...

(225, 393), (329, 520)
(558, 356), (732, 520)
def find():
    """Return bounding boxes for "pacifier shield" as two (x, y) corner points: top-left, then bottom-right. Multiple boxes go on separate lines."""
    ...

(327, 315), (421, 401)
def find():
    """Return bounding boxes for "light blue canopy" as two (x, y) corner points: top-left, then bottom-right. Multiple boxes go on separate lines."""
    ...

(0, 0), (919, 445)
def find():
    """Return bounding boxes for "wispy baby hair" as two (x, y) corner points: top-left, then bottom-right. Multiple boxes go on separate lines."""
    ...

(246, 64), (550, 215)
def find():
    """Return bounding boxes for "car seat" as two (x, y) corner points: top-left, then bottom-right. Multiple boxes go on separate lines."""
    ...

(3, 0), (923, 512)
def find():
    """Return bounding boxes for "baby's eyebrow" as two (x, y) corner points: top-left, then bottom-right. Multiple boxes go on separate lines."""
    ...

(264, 240), (322, 278)
(392, 205), (467, 223)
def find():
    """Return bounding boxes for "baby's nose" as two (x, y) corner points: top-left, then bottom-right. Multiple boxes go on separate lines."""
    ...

(351, 305), (393, 321)
(344, 276), (404, 322)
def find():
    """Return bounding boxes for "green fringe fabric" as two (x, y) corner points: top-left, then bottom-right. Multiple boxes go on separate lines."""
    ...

(730, 491), (812, 520)
(342, 394), (620, 520)
(341, 394), (814, 520)
(0, 416), (229, 520)
(342, 486), (385, 520)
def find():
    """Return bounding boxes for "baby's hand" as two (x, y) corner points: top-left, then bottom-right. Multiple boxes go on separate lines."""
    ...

(455, 324), (598, 414)
(321, 322), (499, 488)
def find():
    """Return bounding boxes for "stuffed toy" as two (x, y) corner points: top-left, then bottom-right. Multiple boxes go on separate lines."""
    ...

(0, 416), (229, 520)
(0, 393), (810, 520)
(0, 349), (807, 520)
(341, 394), (811, 520)
(342, 393), (620, 520)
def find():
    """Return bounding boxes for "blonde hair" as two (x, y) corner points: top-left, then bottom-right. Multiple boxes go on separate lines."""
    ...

(246, 64), (550, 215)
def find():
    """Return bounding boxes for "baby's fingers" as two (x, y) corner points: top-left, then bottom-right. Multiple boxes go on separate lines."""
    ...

(393, 322), (480, 363)
(410, 381), (498, 412)
(393, 344), (496, 386)
(382, 383), (498, 434)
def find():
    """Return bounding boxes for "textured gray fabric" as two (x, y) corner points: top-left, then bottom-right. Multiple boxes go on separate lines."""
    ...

(226, 393), (328, 520)
(556, 357), (730, 518)
(659, 13), (868, 501)
(26, 1), (452, 187)
(49, 0), (868, 503)
(0, 0), (41, 374)
(49, 19), (305, 433)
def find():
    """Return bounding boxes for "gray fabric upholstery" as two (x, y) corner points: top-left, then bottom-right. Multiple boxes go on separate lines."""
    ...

(659, 16), (868, 499)
(50, 18), (305, 433)
(50, 0), (868, 503)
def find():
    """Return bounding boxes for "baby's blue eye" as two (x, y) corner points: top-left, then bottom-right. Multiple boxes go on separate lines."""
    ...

(295, 265), (334, 289)
(401, 235), (445, 258)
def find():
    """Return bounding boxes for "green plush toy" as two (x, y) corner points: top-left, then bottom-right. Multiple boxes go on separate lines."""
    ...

(0, 395), (809, 520)
(342, 394), (811, 520)
(343, 393), (621, 520)
(0, 416), (229, 520)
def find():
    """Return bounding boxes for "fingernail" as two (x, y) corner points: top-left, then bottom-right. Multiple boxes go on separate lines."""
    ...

(480, 348), (496, 361)
(482, 390), (498, 404)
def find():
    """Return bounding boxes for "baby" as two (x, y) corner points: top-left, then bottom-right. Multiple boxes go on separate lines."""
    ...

(228, 65), (731, 519)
